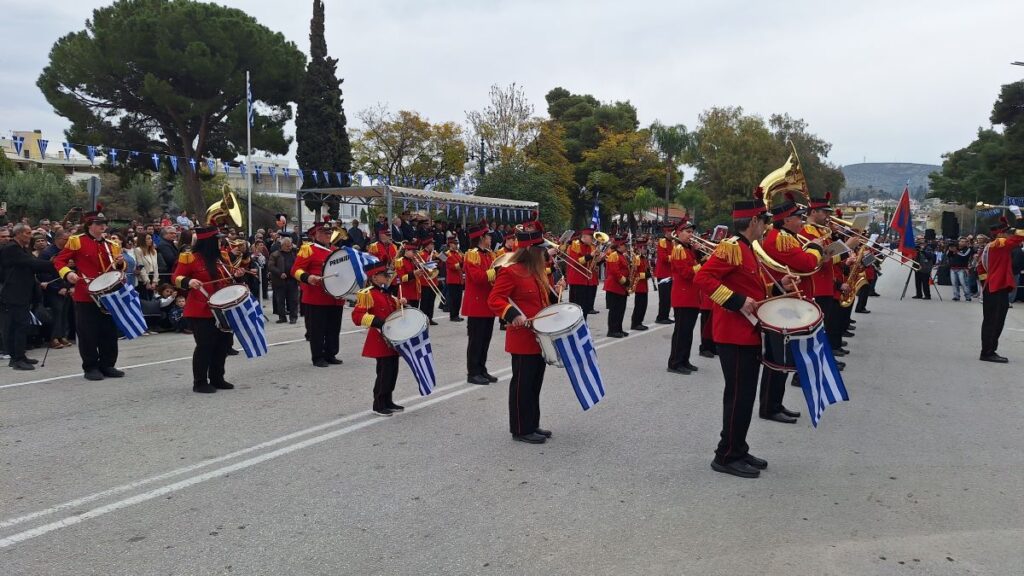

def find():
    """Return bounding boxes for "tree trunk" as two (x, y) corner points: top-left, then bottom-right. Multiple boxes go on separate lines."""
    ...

(184, 168), (205, 217)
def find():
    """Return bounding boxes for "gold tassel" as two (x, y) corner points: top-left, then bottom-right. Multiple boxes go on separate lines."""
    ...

(713, 238), (741, 266)
(465, 249), (480, 265)
(356, 287), (373, 309)
(776, 232), (798, 252)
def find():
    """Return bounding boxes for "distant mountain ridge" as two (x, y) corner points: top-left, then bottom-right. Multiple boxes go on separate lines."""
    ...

(840, 163), (940, 201)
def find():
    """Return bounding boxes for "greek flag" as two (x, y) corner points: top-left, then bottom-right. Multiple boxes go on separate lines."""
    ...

(29, 311), (43, 326)
(98, 285), (148, 340)
(591, 199), (601, 231)
(791, 327), (849, 427)
(37, 139), (48, 157)
(394, 330), (437, 396)
(343, 246), (379, 287)
(246, 76), (254, 127)
(11, 135), (24, 156)
(223, 296), (268, 358)
(553, 323), (606, 410)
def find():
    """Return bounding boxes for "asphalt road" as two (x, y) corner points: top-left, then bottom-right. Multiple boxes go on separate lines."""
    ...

(2, 261), (1022, 575)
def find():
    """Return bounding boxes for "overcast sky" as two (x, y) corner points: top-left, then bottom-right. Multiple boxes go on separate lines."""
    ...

(2, 0), (1023, 169)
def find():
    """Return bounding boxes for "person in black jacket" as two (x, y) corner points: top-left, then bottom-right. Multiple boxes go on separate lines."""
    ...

(1, 224), (56, 370)
(155, 227), (180, 284)
(912, 243), (937, 300)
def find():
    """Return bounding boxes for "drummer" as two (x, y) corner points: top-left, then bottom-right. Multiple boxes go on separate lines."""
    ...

(352, 260), (408, 416)
(488, 220), (553, 444)
(53, 205), (128, 381)
(291, 218), (347, 368)
(172, 226), (246, 393)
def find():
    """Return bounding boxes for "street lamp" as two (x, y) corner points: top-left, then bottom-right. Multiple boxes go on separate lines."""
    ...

(467, 135), (497, 176)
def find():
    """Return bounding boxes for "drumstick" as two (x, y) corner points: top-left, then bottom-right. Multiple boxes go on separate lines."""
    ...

(398, 284), (405, 317)
(527, 310), (560, 323)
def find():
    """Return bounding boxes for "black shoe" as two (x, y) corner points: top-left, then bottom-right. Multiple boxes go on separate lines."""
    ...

(468, 374), (490, 385)
(450, 317), (465, 322)
(429, 320), (439, 326)
(212, 381), (235, 390)
(835, 361), (846, 370)
(534, 427), (552, 438)
(911, 295), (922, 299)
(276, 318), (287, 324)
(388, 403), (405, 412)
(924, 296), (931, 300)
(980, 353), (1008, 363)
(373, 408), (393, 417)
(587, 310), (599, 315)
(699, 350), (716, 358)
(667, 366), (693, 375)
(226, 348), (240, 356)
(630, 324), (649, 331)
(84, 369), (105, 381)
(843, 331), (855, 337)
(855, 309), (871, 314)
(848, 320), (856, 325)
(512, 432), (546, 444)
(870, 292), (881, 297)
(743, 454), (768, 470)
(325, 357), (343, 365)
(313, 359), (330, 368)
(655, 318), (673, 325)
(839, 340), (849, 348)
(760, 412), (798, 424)
(833, 348), (848, 357)
(779, 406), (801, 418)
(499, 324), (506, 331)
(484, 373), (499, 383)
(100, 367), (125, 378)
(289, 319), (297, 324)
(22, 358), (39, 365)
(193, 383), (217, 394)
(682, 363), (699, 372)
(607, 331), (628, 338)
(10, 360), (35, 371)
(711, 459), (760, 479)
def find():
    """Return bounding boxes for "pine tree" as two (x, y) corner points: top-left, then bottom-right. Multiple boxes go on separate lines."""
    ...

(295, 0), (352, 218)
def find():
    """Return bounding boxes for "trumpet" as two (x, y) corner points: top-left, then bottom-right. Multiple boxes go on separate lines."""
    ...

(587, 231), (611, 273)
(687, 235), (718, 259)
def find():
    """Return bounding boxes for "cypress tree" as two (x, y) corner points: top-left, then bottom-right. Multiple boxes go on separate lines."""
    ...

(295, 0), (352, 218)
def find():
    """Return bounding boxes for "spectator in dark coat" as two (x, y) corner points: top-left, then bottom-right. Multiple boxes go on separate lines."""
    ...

(1, 223), (55, 369)
(155, 227), (180, 283)
(268, 237), (299, 323)
(347, 219), (367, 251)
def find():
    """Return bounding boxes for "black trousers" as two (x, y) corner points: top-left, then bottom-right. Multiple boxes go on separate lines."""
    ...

(585, 285), (598, 314)
(0, 303), (30, 363)
(606, 291), (627, 333)
(714, 344), (761, 464)
(656, 278), (672, 321)
(854, 284), (871, 312)
(699, 309), (716, 354)
(74, 301), (119, 372)
(307, 304), (343, 362)
(446, 284), (464, 320)
(837, 301), (853, 335)
(570, 284), (598, 314)
(758, 333), (789, 416)
(466, 316), (495, 377)
(981, 288), (1011, 356)
(630, 292), (648, 327)
(815, 296), (841, 349)
(509, 353), (546, 435)
(419, 288), (436, 321)
(373, 356), (400, 411)
(189, 317), (233, 386)
(914, 271), (931, 298)
(273, 282), (299, 321)
(668, 306), (699, 369)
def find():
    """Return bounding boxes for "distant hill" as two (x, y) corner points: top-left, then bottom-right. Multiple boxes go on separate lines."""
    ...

(840, 163), (940, 201)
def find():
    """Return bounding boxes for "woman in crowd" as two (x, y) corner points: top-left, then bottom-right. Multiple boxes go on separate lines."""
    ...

(135, 232), (160, 300)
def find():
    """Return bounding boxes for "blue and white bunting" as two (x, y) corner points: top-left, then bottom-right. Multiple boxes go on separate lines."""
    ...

(62, 142), (72, 160)
(268, 166), (276, 178)
(188, 157), (197, 172)
(335, 172), (343, 186)
(207, 158), (216, 174)
(108, 148), (118, 166)
(37, 139), (48, 157)
(223, 161), (231, 175)
(321, 170), (329, 184)
(283, 167), (291, 178)
(240, 163), (246, 176)
(151, 154), (161, 171)
(11, 136), (24, 156)
(87, 145), (96, 165)
(169, 156), (178, 173)
(255, 164), (262, 183)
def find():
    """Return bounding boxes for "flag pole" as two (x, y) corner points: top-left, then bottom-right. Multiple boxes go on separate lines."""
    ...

(246, 70), (254, 240)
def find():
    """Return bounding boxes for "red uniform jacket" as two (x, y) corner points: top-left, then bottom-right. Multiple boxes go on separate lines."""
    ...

(351, 285), (400, 358)
(445, 249), (464, 285)
(670, 243), (701, 308)
(488, 263), (548, 354)
(799, 224), (843, 298)
(367, 241), (398, 269)
(654, 237), (673, 280)
(979, 230), (1024, 292)
(462, 247), (496, 317)
(603, 250), (630, 295)
(566, 240), (599, 286)
(171, 252), (238, 319)
(693, 236), (773, 346)
(53, 233), (125, 303)
(392, 256), (421, 301)
(761, 228), (822, 298)
(865, 262), (877, 281)
(291, 242), (345, 307)
(633, 254), (650, 295)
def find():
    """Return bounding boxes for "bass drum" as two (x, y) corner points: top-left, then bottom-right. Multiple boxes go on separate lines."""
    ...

(208, 284), (252, 333)
(530, 302), (585, 367)
(322, 249), (361, 301)
(87, 270), (126, 311)
(756, 297), (823, 372)
(381, 307), (429, 349)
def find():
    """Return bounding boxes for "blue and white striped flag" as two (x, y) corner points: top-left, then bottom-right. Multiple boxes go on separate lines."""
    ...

(223, 296), (268, 358)
(98, 284), (148, 339)
(246, 75), (254, 127)
(393, 329), (437, 396)
(343, 246), (379, 287)
(591, 198), (601, 231)
(791, 327), (849, 427)
(553, 322), (606, 410)
(29, 310), (43, 326)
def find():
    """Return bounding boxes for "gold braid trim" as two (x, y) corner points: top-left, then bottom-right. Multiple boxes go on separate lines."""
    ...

(356, 287), (374, 309)
(712, 238), (741, 266)
(776, 233), (799, 252)
(710, 285), (733, 305)
(465, 248), (480, 266)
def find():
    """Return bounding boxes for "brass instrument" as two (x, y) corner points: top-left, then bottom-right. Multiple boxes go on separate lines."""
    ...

(541, 230), (593, 279)
(409, 249), (445, 305)
(625, 234), (638, 295)
(206, 184), (243, 228)
(688, 235), (718, 259)
(827, 216), (921, 271)
(587, 231), (611, 273)
(838, 245), (871, 308)
(759, 141), (808, 210)
(330, 222), (350, 245)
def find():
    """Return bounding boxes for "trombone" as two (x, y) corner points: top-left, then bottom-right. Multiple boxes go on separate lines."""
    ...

(408, 250), (446, 305)
(541, 229), (593, 279)
(826, 215), (921, 271)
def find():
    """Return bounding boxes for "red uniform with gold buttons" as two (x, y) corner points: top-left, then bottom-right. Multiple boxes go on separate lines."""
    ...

(172, 251), (236, 318)
(291, 226), (346, 366)
(461, 247), (496, 317)
(445, 247), (464, 286)
(979, 225), (1024, 359)
(603, 250), (629, 296)
(351, 286), (400, 358)
(291, 241), (344, 307)
(669, 242), (701, 308)
(392, 254), (421, 302)
(489, 263), (548, 354)
(53, 233), (125, 303)
(693, 236), (772, 346)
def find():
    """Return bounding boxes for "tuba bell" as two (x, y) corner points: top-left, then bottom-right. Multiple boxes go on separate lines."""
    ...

(206, 184), (244, 228)
(759, 140), (808, 210)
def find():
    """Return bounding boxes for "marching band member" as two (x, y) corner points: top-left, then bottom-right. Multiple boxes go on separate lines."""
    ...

(417, 236), (440, 326)
(801, 192), (857, 358)
(603, 237), (630, 337)
(629, 236), (651, 331)
(566, 229), (602, 315)
(172, 226), (246, 393)
(352, 260), (407, 416)
(488, 221), (553, 444)
(291, 219), (346, 368)
(444, 236), (465, 322)
(654, 224), (675, 324)
(757, 195), (824, 423)
(53, 206), (127, 381)
(463, 221), (498, 385)
(978, 217), (1024, 363)
(495, 234), (519, 331)
(393, 240), (423, 310)
(698, 272), (717, 358)
(667, 220), (701, 375)
(367, 226), (398, 270)
(693, 196), (796, 479)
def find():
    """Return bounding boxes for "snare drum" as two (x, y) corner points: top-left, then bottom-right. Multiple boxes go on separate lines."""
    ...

(208, 284), (253, 333)
(381, 307), (429, 348)
(531, 302), (586, 367)
(322, 249), (361, 301)
(755, 298), (823, 372)
(88, 270), (126, 310)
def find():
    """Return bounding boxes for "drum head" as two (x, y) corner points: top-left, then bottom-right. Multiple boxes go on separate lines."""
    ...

(532, 303), (584, 335)
(382, 308), (428, 342)
(89, 271), (124, 293)
(323, 250), (359, 298)
(208, 284), (250, 308)
(756, 298), (822, 333)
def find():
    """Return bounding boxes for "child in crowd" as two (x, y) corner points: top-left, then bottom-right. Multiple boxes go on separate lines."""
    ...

(169, 295), (188, 333)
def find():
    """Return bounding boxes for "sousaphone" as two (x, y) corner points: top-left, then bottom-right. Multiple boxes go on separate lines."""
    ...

(206, 184), (244, 228)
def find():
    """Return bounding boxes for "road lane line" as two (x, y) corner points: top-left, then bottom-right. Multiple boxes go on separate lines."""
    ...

(0, 325), (666, 547)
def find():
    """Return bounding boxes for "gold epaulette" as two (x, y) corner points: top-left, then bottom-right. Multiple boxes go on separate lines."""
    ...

(802, 224), (822, 238)
(465, 248), (480, 266)
(66, 234), (82, 251)
(776, 232), (799, 252)
(670, 245), (687, 261)
(658, 238), (667, 249)
(606, 252), (620, 263)
(713, 237), (742, 265)
(297, 243), (312, 257)
(356, 287), (374, 309)
(177, 252), (195, 265)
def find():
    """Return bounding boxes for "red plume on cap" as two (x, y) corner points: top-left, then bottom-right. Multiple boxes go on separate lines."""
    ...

(96, 203), (104, 212)
(835, 209), (843, 218)
(824, 191), (832, 202)
(753, 187), (764, 202)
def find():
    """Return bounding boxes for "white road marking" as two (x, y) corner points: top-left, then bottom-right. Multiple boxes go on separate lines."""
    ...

(0, 331), (362, 391)
(0, 325), (666, 547)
